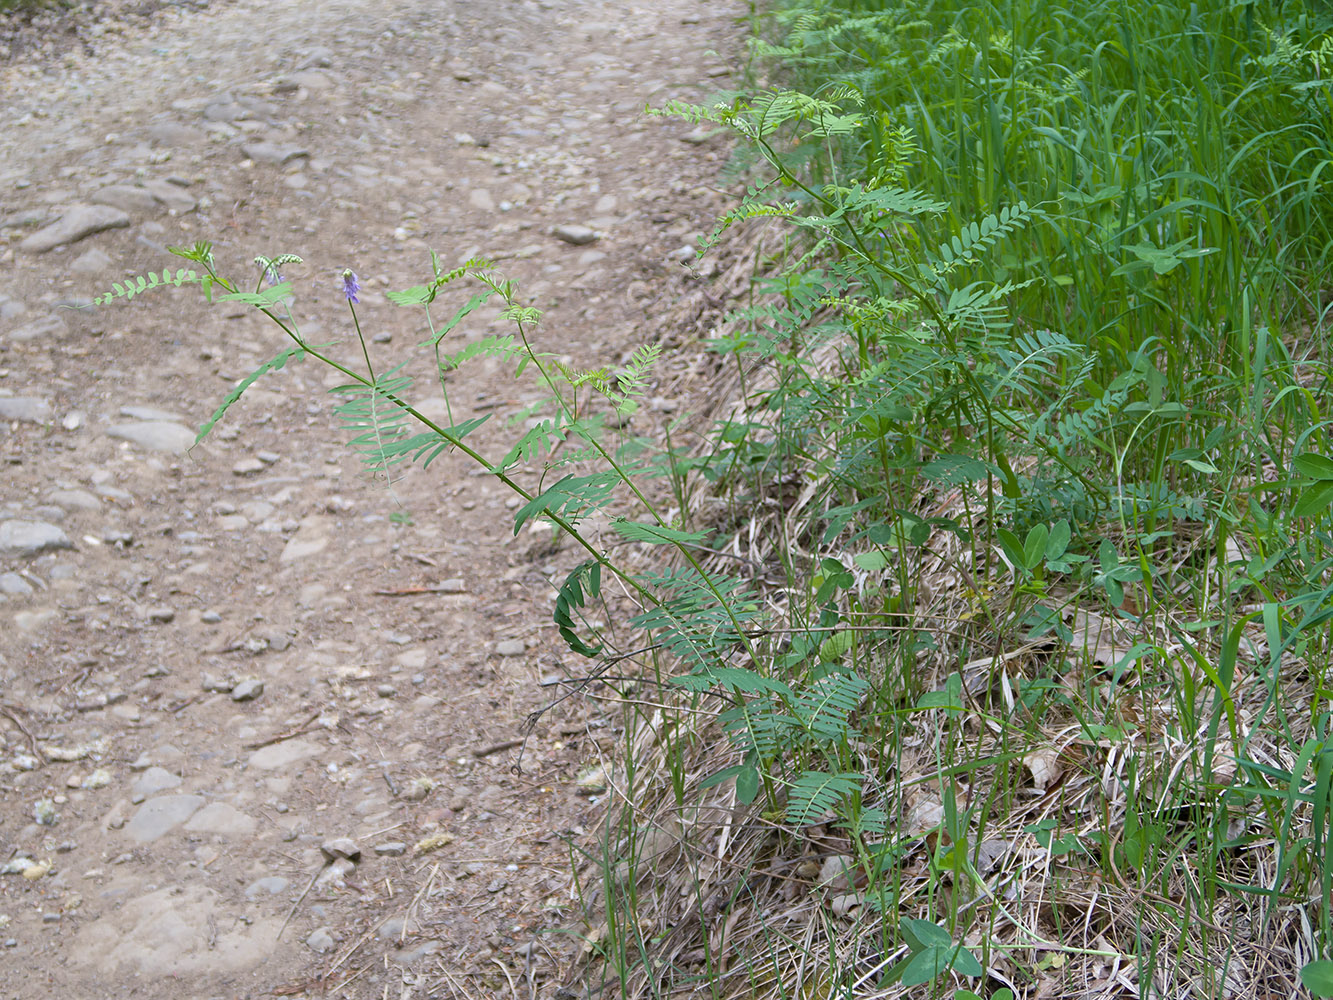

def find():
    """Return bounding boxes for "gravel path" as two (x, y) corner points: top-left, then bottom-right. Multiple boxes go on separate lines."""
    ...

(0, 0), (737, 994)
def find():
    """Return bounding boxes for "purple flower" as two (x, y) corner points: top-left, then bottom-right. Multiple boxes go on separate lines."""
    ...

(264, 263), (281, 285)
(341, 269), (361, 304)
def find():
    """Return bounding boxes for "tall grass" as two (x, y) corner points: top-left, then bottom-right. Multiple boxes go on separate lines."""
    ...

(575, 2), (1333, 998)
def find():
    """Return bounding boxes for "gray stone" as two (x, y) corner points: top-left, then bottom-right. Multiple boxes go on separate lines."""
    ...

(47, 488), (99, 511)
(70, 248), (114, 274)
(90, 185), (162, 215)
(0, 208), (48, 228)
(183, 802), (256, 837)
(146, 605), (175, 624)
(105, 421), (195, 454)
(0, 397), (52, 423)
(142, 179), (196, 214)
(119, 405), (185, 422)
(373, 841), (407, 857)
(378, 916), (406, 940)
(0, 295), (25, 321)
(306, 927), (335, 953)
(123, 794), (204, 842)
(6, 315), (66, 342)
(320, 837), (361, 863)
(230, 679), (263, 702)
(0, 572), (33, 595)
(0, 520), (72, 557)
(130, 766), (182, 803)
(19, 205), (131, 253)
(244, 875), (290, 898)
(248, 738), (319, 770)
(232, 457), (264, 476)
(553, 224), (597, 245)
(496, 639), (526, 657)
(241, 142), (309, 166)
(147, 121), (204, 147)
(280, 517), (329, 562)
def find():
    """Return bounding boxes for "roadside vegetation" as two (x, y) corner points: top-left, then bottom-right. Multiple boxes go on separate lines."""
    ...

(582, 1), (1333, 997)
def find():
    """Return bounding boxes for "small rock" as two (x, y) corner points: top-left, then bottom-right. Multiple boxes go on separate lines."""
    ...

(256, 450), (281, 464)
(373, 842), (407, 857)
(131, 767), (182, 803)
(230, 679), (264, 702)
(0, 572), (33, 596)
(378, 916), (406, 940)
(142, 178), (196, 214)
(0, 520), (71, 558)
(105, 421), (196, 454)
(682, 127), (713, 145)
(438, 578), (465, 593)
(306, 927), (335, 953)
(19, 205), (130, 253)
(376, 684), (396, 698)
(552, 224), (597, 246)
(495, 639), (526, 657)
(320, 837), (361, 863)
(123, 793), (204, 843)
(70, 248), (115, 274)
(11, 755), (38, 771)
(232, 457), (264, 476)
(401, 777), (433, 802)
(245, 875), (290, 898)
(46, 488), (98, 511)
(200, 610), (222, 624)
(183, 802), (257, 837)
(33, 799), (57, 826)
(146, 605), (175, 624)
(80, 769), (112, 789)
(90, 185), (162, 215)
(0, 397), (52, 423)
(240, 141), (310, 166)
(119, 405), (184, 422)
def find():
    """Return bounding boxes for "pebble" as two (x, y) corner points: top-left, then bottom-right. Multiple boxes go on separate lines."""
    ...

(495, 639), (526, 657)
(306, 927), (335, 953)
(131, 766), (182, 803)
(232, 457), (264, 476)
(69, 248), (114, 274)
(0, 520), (72, 557)
(90, 184), (162, 215)
(18, 204), (131, 253)
(0, 396), (52, 423)
(33, 799), (57, 826)
(0, 572), (33, 596)
(230, 679), (264, 702)
(374, 842), (407, 857)
(142, 178), (197, 214)
(183, 802), (257, 837)
(46, 488), (98, 511)
(553, 223), (597, 245)
(248, 738), (319, 770)
(147, 605), (175, 624)
(244, 875), (290, 898)
(119, 405), (185, 422)
(200, 610), (222, 624)
(319, 837), (361, 863)
(105, 421), (196, 454)
(123, 793), (205, 843)
(378, 916), (406, 939)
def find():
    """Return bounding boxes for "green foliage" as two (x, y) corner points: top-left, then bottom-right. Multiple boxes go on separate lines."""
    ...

(92, 267), (200, 306)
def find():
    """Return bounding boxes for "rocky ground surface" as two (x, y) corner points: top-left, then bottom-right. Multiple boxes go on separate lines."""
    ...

(0, 0), (741, 995)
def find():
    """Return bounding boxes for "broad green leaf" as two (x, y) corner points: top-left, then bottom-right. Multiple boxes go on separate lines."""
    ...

(735, 765), (760, 804)
(1303, 960), (1333, 996)
(1294, 453), (1333, 481)
(1294, 480), (1333, 519)
(900, 918), (951, 950)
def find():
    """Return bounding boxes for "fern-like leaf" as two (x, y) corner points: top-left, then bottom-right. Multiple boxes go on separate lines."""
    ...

(93, 267), (199, 306)
(786, 770), (862, 826)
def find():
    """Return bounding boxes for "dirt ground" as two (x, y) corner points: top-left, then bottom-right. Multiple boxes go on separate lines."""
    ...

(0, 0), (743, 995)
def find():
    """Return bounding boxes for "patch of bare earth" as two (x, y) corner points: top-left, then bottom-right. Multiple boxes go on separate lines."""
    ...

(0, 0), (743, 995)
